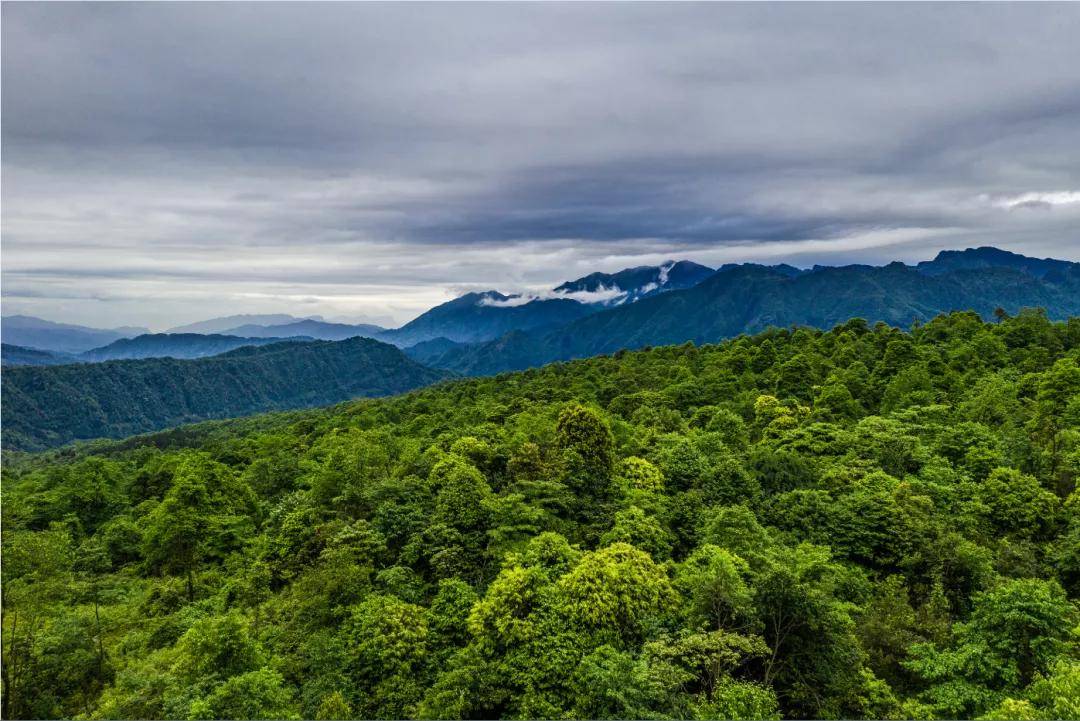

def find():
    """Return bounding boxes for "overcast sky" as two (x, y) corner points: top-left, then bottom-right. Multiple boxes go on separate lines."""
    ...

(3, 3), (1079, 329)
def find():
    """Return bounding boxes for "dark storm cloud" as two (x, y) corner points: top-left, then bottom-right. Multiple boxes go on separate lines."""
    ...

(3, 2), (1079, 328)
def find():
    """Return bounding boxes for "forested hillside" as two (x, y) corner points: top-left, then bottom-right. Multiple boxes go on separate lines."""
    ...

(3, 309), (1078, 720)
(1, 337), (448, 451)
(1, 343), (75, 366)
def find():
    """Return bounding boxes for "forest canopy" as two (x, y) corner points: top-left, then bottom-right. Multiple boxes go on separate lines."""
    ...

(2, 309), (1079, 720)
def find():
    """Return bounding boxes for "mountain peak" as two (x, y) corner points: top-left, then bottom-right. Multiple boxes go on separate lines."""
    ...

(932, 246), (1019, 262)
(917, 246), (1078, 279)
(554, 260), (714, 306)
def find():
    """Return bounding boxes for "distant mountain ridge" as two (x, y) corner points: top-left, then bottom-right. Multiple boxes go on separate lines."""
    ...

(1, 337), (450, 451)
(1, 315), (148, 353)
(1, 333), (317, 365)
(166, 313), (315, 334)
(78, 333), (314, 362)
(86, 261), (717, 351)
(221, 319), (385, 341)
(4, 260), (713, 357)
(371, 261), (719, 346)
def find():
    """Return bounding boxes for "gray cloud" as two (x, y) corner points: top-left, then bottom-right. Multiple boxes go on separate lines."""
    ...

(3, 2), (1079, 329)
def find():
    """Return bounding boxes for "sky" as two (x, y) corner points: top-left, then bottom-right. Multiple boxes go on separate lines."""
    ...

(3, 3), (1079, 330)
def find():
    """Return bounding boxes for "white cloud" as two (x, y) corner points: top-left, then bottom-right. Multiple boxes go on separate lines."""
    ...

(656, 261), (675, 286)
(990, 191), (1080, 210)
(475, 293), (533, 308)
(552, 286), (630, 305)
(476, 284), (631, 308)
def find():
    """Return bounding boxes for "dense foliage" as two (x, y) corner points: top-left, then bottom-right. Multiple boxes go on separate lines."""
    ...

(1, 337), (448, 451)
(3, 310), (1079, 720)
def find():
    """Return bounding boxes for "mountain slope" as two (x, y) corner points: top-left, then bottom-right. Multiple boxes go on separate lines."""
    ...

(1, 315), (148, 353)
(1, 337), (450, 451)
(78, 333), (314, 361)
(379, 292), (597, 346)
(430, 259), (1080, 376)
(1, 343), (77, 366)
(402, 336), (470, 366)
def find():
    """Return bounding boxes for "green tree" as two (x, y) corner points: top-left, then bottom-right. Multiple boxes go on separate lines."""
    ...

(555, 404), (616, 505)
(192, 667), (297, 720)
(752, 543), (867, 718)
(342, 594), (430, 718)
(600, 506), (674, 560)
(556, 542), (675, 646)
(907, 578), (1078, 718)
(969, 467), (1059, 539)
(676, 544), (754, 631)
(141, 454), (254, 599)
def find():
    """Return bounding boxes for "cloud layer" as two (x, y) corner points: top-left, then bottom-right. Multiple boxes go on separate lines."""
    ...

(3, 3), (1079, 328)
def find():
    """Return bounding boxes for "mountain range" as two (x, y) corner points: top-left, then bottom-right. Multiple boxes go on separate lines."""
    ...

(218, 319), (385, 341)
(421, 249), (1080, 375)
(0, 258), (712, 357)
(3, 246), (1079, 451)
(378, 293), (596, 346)
(914, 246), (1077, 279)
